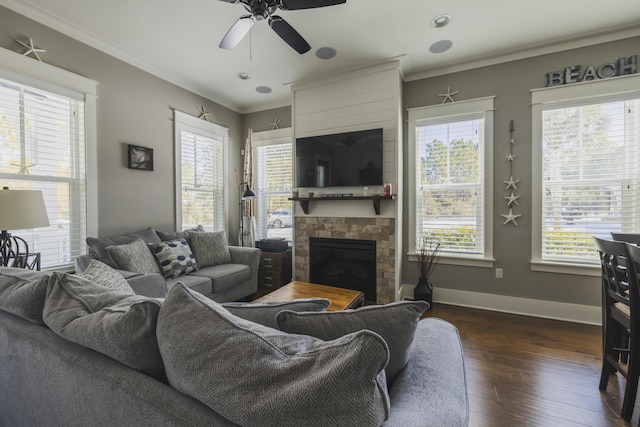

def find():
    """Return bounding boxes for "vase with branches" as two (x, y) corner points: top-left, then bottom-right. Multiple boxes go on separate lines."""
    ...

(414, 235), (441, 307)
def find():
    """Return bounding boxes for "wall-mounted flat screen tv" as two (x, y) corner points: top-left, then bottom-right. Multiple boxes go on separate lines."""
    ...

(295, 128), (383, 188)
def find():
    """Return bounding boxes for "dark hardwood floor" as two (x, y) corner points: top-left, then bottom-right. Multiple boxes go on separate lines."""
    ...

(423, 303), (637, 427)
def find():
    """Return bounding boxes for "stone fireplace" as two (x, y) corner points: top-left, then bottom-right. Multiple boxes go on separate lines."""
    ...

(294, 217), (396, 304)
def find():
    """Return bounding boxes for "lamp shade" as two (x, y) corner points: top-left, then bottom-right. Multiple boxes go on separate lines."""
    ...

(241, 184), (256, 200)
(0, 189), (50, 231)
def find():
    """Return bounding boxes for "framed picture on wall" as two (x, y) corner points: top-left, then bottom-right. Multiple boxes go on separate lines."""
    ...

(128, 144), (154, 171)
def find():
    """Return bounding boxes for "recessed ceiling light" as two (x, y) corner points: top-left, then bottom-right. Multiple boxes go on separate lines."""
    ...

(431, 14), (451, 28)
(429, 40), (453, 54)
(256, 86), (272, 94)
(316, 47), (337, 60)
(237, 72), (250, 80)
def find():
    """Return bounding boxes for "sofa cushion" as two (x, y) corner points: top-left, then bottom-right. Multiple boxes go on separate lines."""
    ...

(187, 231), (231, 268)
(0, 267), (50, 324)
(43, 272), (165, 381)
(105, 239), (162, 275)
(157, 283), (390, 427)
(78, 259), (135, 294)
(222, 298), (331, 329)
(276, 300), (429, 385)
(190, 264), (250, 293)
(148, 239), (198, 279)
(86, 227), (162, 268)
(156, 225), (205, 245)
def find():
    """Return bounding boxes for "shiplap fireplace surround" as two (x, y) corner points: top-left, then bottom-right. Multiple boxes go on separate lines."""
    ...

(290, 60), (403, 304)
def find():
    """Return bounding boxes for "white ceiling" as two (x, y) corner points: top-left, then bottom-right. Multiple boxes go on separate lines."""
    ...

(3, 0), (640, 113)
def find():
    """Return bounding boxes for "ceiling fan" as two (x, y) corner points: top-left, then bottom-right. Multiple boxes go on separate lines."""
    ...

(218, 0), (346, 54)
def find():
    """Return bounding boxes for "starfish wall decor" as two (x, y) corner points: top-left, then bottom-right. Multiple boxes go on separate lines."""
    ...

(269, 116), (281, 130)
(15, 37), (45, 61)
(198, 106), (211, 121)
(501, 120), (522, 226)
(438, 86), (459, 104)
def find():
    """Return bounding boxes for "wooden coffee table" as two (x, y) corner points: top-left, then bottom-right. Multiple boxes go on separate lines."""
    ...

(253, 281), (364, 311)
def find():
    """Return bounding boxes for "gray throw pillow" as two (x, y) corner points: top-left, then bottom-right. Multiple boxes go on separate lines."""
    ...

(0, 267), (50, 324)
(78, 259), (135, 294)
(156, 225), (205, 244)
(43, 272), (165, 381)
(157, 284), (390, 427)
(222, 298), (331, 329)
(276, 300), (429, 385)
(105, 239), (161, 275)
(148, 239), (198, 279)
(86, 227), (162, 268)
(187, 231), (231, 268)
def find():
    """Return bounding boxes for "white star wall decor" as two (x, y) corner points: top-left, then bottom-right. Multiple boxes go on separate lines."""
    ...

(269, 116), (281, 130)
(501, 120), (523, 226)
(198, 106), (211, 121)
(438, 86), (459, 104)
(16, 37), (45, 61)
(501, 208), (522, 226)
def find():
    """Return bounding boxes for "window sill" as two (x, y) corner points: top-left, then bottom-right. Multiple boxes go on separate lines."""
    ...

(408, 253), (495, 269)
(530, 260), (600, 277)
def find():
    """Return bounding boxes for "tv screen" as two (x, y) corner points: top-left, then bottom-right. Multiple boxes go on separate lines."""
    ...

(296, 128), (383, 188)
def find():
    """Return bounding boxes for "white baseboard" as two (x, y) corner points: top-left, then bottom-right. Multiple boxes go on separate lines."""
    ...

(401, 284), (601, 326)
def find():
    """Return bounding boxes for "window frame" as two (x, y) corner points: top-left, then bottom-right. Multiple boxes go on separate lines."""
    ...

(173, 109), (229, 233)
(253, 127), (293, 242)
(408, 96), (495, 268)
(531, 73), (640, 276)
(0, 48), (97, 270)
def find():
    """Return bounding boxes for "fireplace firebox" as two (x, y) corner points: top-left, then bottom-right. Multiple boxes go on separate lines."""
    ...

(309, 237), (376, 302)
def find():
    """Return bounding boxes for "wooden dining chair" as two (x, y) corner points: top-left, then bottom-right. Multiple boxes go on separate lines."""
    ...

(594, 236), (640, 421)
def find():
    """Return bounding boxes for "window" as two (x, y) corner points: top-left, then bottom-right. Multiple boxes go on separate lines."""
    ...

(0, 50), (97, 270)
(174, 110), (227, 232)
(408, 97), (494, 265)
(254, 128), (293, 243)
(532, 74), (640, 270)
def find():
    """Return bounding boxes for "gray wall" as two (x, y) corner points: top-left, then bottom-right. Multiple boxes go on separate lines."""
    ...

(0, 6), (244, 238)
(402, 36), (640, 307)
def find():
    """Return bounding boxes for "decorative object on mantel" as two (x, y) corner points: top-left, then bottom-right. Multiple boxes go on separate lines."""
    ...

(15, 37), (46, 61)
(501, 120), (522, 226)
(414, 235), (440, 308)
(0, 186), (50, 270)
(127, 144), (154, 171)
(198, 106), (211, 122)
(269, 116), (281, 130)
(438, 85), (459, 104)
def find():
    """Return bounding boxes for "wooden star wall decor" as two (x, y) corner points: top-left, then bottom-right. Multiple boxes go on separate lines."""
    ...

(501, 120), (522, 226)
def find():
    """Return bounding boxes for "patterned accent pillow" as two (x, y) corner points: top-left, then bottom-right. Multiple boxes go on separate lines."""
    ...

(148, 239), (198, 279)
(276, 300), (430, 386)
(43, 272), (165, 381)
(187, 231), (231, 268)
(157, 284), (390, 427)
(105, 239), (161, 275)
(78, 259), (135, 294)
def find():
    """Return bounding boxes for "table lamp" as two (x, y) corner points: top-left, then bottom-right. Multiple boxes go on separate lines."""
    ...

(0, 186), (50, 269)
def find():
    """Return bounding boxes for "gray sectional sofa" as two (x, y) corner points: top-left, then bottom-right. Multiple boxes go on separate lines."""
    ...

(0, 267), (469, 427)
(75, 227), (261, 302)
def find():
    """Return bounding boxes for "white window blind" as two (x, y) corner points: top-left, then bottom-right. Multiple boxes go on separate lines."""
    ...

(0, 76), (87, 269)
(414, 114), (485, 254)
(174, 110), (227, 233)
(541, 97), (640, 265)
(255, 130), (293, 242)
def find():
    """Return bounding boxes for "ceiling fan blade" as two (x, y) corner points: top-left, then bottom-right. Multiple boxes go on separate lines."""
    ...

(219, 15), (254, 49)
(217, 0), (240, 3)
(269, 16), (311, 54)
(279, 0), (346, 10)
